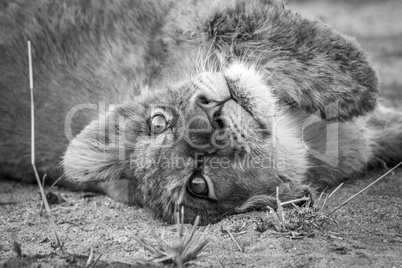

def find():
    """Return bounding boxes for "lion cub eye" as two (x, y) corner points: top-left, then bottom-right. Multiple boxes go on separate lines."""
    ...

(149, 114), (167, 134)
(189, 173), (208, 195)
(187, 172), (217, 200)
(148, 108), (170, 135)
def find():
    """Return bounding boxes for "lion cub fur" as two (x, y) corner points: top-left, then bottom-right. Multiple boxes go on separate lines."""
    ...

(1, 0), (401, 223)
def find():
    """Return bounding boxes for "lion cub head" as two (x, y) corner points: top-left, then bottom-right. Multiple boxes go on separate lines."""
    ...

(63, 0), (379, 224)
(63, 62), (310, 223)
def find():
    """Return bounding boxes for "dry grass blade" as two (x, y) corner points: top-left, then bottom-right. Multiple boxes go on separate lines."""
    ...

(321, 183), (344, 210)
(177, 207), (184, 238)
(266, 206), (283, 232)
(329, 161), (402, 215)
(133, 209), (210, 267)
(28, 41), (63, 252)
(183, 238), (210, 261)
(180, 216), (200, 252)
(85, 248), (94, 268)
(40, 175), (64, 215)
(280, 197), (311, 206)
(153, 231), (171, 252)
(328, 182), (344, 199)
(225, 228), (244, 252)
(276, 187), (286, 229)
(132, 235), (159, 255)
(85, 248), (103, 268)
(291, 202), (301, 213)
(316, 187), (328, 205)
(91, 253), (103, 267)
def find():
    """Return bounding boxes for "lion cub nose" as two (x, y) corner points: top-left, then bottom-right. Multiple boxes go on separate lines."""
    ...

(195, 95), (226, 129)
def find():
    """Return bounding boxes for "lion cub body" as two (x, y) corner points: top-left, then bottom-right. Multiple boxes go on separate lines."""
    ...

(1, 0), (401, 223)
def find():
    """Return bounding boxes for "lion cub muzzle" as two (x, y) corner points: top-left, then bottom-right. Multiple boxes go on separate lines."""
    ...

(184, 72), (260, 155)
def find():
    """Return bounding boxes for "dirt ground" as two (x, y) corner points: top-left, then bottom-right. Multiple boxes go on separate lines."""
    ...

(1, 0), (402, 267)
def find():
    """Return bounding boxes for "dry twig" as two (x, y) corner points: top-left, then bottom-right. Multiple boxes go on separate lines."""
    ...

(329, 161), (402, 215)
(28, 41), (63, 251)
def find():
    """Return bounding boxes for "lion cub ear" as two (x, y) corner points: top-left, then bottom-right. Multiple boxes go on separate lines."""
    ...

(209, 1), (379, 121)
(62, 105), (141, 184)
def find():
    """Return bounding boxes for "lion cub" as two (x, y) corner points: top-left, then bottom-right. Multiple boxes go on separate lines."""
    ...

(1, 0), (401, 223)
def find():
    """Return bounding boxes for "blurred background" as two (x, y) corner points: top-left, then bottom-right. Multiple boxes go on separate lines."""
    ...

(288, 0), (402, 107)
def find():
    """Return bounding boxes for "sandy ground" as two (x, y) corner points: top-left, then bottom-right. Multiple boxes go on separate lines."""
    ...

(1, 0), (402, 267)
